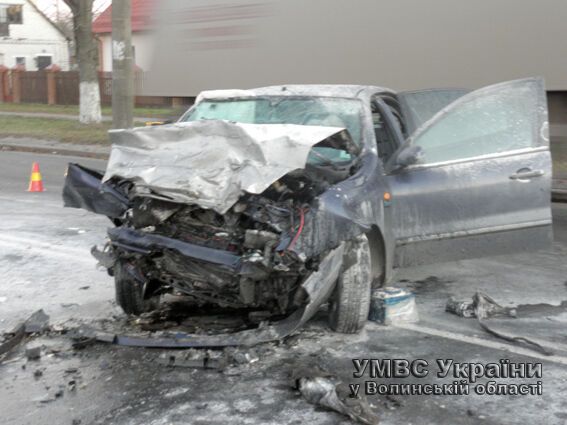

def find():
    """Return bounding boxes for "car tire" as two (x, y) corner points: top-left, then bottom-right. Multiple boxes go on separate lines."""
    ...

(114, 261), (159, 315)
(328, 234), (372, 333)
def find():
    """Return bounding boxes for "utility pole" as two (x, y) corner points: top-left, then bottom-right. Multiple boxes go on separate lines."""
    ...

(112, 0), (133, 129)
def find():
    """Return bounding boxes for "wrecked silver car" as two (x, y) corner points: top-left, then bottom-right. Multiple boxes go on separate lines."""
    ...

(63, 79), (552, 340)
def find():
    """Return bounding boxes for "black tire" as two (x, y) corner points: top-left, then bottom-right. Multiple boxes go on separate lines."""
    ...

(328, 235), (372, 333)
(114, 261), (159, 315)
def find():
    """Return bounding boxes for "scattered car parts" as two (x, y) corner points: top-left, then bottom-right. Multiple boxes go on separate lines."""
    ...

(292, 365), (379, 425)
(0, 310), (50, 361)
(446, 292), (553, 356)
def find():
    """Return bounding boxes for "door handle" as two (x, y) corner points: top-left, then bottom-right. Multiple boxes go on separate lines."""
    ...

(509, 169), (545, 180)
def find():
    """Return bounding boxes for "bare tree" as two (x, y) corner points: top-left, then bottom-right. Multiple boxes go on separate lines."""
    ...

(63, 0), (102, 124)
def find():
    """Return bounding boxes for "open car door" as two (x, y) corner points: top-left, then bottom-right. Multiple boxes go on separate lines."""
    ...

(387, 78), (552, 267)
(398, 88), (469, 136)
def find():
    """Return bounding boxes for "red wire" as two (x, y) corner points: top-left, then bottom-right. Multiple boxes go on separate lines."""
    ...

(287, 208), (305, 250)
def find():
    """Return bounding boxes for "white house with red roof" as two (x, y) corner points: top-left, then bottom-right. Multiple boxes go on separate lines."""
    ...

(93, 0), (154, 72)
(0, 0), (69, 70)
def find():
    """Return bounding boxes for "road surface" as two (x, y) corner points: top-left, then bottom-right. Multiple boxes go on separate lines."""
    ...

(1, 151), (567, 425)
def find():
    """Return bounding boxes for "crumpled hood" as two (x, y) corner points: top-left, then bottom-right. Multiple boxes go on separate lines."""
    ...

(103, 120), (344, 214)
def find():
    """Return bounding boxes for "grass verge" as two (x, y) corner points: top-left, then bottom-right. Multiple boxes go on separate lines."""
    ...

(0, 116), (115, 144)
(0, 102), (179, 118)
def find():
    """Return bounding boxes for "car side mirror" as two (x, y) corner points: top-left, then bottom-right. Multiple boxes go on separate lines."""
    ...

(396, 145), (423, 168)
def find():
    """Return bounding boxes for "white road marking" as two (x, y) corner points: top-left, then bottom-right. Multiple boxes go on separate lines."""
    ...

(0, 196), (61, 207)
(396, 322), (567, 366)
(0, 234), (95, 264)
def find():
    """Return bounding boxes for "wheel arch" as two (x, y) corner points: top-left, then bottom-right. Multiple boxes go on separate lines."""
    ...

(365, 225), (388, 285)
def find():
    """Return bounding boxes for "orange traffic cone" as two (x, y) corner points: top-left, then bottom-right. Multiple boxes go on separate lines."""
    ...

(28, 162), (44, 192)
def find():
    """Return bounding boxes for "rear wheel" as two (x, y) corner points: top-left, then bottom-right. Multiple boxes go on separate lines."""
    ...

(328, 235), (372, 333)
(114, 261), (159, 315)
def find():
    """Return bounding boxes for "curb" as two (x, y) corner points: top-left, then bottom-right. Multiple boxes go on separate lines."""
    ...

(0, 111), (163, 123)
(0, 143), (109, 160)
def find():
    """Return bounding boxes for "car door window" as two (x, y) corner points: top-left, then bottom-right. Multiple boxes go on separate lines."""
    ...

(399, 89), (469, 135)
(409, 79), (547, 165)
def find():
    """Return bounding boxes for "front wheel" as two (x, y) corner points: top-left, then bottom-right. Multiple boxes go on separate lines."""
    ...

(114, 261), (159, 315)
(328, 234), (372, 333)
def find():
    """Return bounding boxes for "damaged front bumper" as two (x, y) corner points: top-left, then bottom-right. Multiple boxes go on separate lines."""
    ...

(85, 243), (345, 348)
(108, 227), (242, 270)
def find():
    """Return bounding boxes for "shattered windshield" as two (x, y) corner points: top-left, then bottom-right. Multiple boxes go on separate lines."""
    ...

(182, 96), (363, 164)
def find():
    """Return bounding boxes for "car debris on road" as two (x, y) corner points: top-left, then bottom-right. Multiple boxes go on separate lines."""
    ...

(24, 345), (42, 361)
(446, 292), (517, 319)
(0, 310), (50, 361)
(157, 350), (227, 370)
(446, 292), (553, 356)
(292, 363), (380, 425)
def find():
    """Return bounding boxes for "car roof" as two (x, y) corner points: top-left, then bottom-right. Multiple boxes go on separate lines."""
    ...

(250, 84), (395, 99)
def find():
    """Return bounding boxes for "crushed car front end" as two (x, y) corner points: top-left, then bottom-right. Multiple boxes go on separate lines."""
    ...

(63, 117), (370, 331)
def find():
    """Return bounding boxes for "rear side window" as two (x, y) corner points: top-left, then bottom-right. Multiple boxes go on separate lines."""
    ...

(410, 79), (547, 165)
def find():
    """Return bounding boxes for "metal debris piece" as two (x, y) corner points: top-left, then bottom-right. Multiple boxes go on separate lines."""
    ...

(474, 293), (517, 319)
(231, 350), (259, 365)
(292, 364), (379, 425)
(37, 394), (56, 404)
(1, 310), (51, 361)
(0, 324), (25, 358)
(68, 325), (116, 349)
(24, 310), (50, 333)
(445, 298), (475, 318)
(295, 376), (379, 425)
(477, 320), (552, 356)
(446, 292), (552, 356)
(157, 351), (226, 369)
(25, 346), (41, 360)
(446, 293), (516, 319)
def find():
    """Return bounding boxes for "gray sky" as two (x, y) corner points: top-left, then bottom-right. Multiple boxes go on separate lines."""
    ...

(33, 0), (111, 20)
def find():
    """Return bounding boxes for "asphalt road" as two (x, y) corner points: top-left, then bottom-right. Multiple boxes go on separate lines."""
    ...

(2, 151), (567, 425)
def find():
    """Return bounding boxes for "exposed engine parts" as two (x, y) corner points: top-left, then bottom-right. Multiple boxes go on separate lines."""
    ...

(92, 154), (359, 317)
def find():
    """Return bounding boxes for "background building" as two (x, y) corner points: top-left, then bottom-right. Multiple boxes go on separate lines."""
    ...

(143, 0), (567, 178)
(92, 0), (154, 72)
(0, 0), (69, 70)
